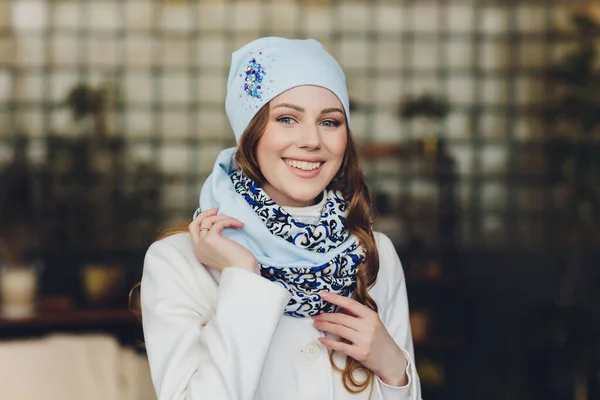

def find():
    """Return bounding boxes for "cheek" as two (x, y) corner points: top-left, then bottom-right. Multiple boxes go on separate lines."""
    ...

(256, 134), (287, 172)
(257, 126), (289, 154)
(325, 132), (347, 159)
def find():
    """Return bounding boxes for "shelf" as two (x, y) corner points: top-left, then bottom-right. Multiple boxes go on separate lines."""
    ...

(0, 308), (138, 327)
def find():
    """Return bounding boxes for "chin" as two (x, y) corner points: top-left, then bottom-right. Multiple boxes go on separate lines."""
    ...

(285, 186), (325, 205)
(262, 163), (338, 206)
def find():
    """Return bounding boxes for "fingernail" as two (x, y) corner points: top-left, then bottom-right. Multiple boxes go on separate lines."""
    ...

(321, 292), (330, 299)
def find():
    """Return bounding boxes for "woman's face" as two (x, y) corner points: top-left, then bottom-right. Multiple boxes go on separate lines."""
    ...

(256, 85), (348, 207)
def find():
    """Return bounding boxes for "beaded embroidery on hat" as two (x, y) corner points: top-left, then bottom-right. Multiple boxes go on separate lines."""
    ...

(241, 55), (267, 99)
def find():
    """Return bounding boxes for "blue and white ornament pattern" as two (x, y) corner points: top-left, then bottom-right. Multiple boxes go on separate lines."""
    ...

(230, 169), (350, 253)
(230, 169), (364, 317)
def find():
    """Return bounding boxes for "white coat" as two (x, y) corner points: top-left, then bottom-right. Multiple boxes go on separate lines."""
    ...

(141, 217), (422, 400)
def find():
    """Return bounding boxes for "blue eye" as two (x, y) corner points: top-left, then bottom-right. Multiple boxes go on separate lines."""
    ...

(321, 120), (341, 127)
(277, 116), (295, 124)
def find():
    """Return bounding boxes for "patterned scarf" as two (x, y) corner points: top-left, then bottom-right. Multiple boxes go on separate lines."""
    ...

(196, 147), (365, 318)
(228, 170), (364, 317)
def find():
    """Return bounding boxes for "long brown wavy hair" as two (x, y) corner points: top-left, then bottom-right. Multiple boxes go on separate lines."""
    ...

(131, 101), (380, 393)
(237, 103), (380, 392)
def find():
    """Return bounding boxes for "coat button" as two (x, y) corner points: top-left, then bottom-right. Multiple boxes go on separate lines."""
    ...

(302, 341), (322, 361)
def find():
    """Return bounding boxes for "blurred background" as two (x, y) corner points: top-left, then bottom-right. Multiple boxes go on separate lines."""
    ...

(0, 0), (599, 399)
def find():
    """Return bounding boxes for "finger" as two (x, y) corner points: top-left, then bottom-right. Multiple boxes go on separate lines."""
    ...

(318, 337), (363, 361)
(195, 217), (242, 241)
(321, 292), (370, 318)
(189, 209), (219, 239)
(312, 312), (361, 331)
(189, 208), (218, 228)
(199, 215), (239, 230)
(194, 207), (219, 220)
(208, 218), (244, 237)
(313, 320), (361, 343)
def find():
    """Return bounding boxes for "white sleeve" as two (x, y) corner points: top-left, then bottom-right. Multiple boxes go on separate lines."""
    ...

(141, 239), (291, 400)
(373, 233), (422, 400)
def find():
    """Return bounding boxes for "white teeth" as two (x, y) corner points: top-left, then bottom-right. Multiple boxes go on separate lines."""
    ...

(284, 159), (322, 171)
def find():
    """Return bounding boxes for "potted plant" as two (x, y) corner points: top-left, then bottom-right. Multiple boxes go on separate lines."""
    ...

(0, 135), (43, 318)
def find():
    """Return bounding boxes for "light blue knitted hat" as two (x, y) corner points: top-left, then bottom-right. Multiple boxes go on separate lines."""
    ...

(225, 37), (350, 143)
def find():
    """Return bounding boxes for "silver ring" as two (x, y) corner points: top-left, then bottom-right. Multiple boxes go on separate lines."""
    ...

(200, 228), (209, 232)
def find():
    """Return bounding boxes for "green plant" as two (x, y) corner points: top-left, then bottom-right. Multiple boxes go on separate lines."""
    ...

(544, 9), (600, 246)
(529, 7), (600, 399)
(0, 135), (36, 264)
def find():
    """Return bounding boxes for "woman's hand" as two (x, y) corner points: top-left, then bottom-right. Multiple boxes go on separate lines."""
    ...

(189, 208), (259, 274)
(312, 292), (408, 387)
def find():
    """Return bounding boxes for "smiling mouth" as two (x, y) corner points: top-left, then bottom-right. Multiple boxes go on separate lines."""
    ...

(282, 158), (324, 171)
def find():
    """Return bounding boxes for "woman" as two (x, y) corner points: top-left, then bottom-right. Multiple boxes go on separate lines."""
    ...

(141, 37), (421, 400)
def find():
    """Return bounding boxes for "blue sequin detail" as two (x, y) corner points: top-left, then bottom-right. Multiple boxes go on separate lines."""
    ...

(243, 58), (266, 99)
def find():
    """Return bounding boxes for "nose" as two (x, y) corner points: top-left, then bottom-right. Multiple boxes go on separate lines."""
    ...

(297, 123), (321, 150)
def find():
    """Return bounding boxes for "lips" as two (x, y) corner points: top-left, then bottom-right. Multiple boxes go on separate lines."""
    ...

(282, 158), (324, 179)
(283, 158), (323, 171)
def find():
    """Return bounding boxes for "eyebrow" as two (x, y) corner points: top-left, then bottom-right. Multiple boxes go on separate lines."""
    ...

(273, 103), (345, 116)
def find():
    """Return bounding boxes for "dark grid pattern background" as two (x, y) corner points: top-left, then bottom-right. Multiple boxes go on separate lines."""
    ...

(0, 0), (589, 250)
